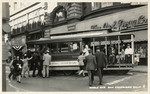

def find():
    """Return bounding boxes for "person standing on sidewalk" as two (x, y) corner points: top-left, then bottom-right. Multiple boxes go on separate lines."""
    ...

(77, 52), (85, 76)
(32, 51), (40, 77)
(42, 50), (51, 78)
(84, 50), (97, 86)
(8, 56), (16, 80)
(12, 56), (23, 83)
(95, 48), (107, 85)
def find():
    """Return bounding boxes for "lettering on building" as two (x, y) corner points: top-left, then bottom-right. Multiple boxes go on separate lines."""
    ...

(91, 15), (148, 31)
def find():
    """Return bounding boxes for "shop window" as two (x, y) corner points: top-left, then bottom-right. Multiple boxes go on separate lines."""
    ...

(91, 2), (101, 11)
(101, 2), (113, 8)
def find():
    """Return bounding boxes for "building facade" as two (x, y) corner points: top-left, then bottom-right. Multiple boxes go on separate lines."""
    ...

(9, 2), (57, 56)
(9, 2), (148, 65)
(46, 2), (148, 65)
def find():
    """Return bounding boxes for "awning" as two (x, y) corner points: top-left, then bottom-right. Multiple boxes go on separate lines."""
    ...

(29, 30), (41, 34)
(132, 30), (147, 42)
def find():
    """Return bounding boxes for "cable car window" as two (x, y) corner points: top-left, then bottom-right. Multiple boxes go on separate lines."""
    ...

(51, 43), (58, 53)
(58, 42), (69, 53)
(69, 42), (80, 52)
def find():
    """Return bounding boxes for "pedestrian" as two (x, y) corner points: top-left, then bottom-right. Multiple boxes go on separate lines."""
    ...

(32, 51), (40, 77)
(95, 48), (107, 85)
(77, 52), (85, 76)
(25, 49), (32, 75)
(42, 50), (51, 78)
(8, 56), (16, 80)
(37, 51), (44, 77)
(125, 44), (133, 63)
(84, 50), (97, 86)
(22, 54), (32, 78)
(12, 56), (23, 83)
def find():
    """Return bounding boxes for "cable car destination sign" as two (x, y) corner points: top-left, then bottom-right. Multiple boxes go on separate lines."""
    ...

(91, 15), (147, 31)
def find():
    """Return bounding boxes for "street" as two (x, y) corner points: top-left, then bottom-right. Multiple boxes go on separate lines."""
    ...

(4, 65), (147, 92)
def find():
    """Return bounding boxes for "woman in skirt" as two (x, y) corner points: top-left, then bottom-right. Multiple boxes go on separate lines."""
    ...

(12, 56), (23, 83)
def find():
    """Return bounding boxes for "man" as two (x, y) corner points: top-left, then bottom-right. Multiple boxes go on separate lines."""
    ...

(43, 50), (51, 78)
(95, 48), (107, 85)
(125, 44), (133, 64)
(84, 50), (97, 86)
(32, 51), (40, 77)
(25, 49), (32, 76)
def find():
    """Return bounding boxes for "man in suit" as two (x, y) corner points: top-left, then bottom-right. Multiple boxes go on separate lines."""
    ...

(95, 48), (107, 85)
(43, 50), (51, 78)
(84, 50), (97, 86)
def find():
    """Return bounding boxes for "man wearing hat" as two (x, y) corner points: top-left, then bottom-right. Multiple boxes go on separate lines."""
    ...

(125, 44), (133, 63)
(84, 50), (97, 86)
(42, 50), (51, 78)
(95, 48), (107, 85)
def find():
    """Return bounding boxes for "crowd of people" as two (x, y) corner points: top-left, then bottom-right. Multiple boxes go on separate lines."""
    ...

(8, 49), (51, 83)
(7, 43), (138, 86)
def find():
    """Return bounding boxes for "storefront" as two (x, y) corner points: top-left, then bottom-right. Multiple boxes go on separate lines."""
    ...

(50, 5), (147, 65)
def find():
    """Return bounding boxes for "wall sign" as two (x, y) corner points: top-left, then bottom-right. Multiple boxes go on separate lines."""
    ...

(67, 24), (76, 31)
(91, 15), (148, 31)
(44, 29), (50, 38)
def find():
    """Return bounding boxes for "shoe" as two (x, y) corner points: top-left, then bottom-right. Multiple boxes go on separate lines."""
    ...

(89, 84), (92, 86)
(23, 76), (26, 78)
(17, 81), (21, 83)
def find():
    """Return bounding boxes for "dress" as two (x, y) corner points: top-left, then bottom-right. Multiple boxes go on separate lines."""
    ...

(12, 60), (23, 76)
(22, 59), (29, 72)
(78, 55), (85, 69)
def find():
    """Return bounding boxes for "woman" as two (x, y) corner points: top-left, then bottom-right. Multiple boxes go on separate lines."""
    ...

(83, 44), (90, 57)
(22, 54), (32, 78)
(8, 56), (16, 80)
(77, 52), (85, 76)
(12, 56), (23, 83)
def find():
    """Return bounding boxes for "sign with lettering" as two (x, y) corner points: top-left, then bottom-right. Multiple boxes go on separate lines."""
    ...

(50, 61), (79, 66)
(67, 24), (76, 31)
(44, 29), (50, 38)
(91, 15), (148, 31)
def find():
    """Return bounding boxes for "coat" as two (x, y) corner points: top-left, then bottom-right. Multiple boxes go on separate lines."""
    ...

(95, 51), (107, 68)
(84, 54), (97, 70)
(43, 53), (51, 66)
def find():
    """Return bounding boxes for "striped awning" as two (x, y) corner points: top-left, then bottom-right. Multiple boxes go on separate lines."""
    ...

(12, 45), (23, 51)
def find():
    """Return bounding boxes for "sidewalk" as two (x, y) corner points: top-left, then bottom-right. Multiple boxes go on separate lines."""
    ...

(131, 65), (147, 73)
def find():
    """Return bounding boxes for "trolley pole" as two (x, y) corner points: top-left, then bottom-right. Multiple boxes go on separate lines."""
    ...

(131, 35), (134, 64)
(105, 37), (107, 56)
(92, 38), (95, 54)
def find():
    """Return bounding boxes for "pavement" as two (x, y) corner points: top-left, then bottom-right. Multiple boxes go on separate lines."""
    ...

(131, 65), (147, 73)
(3, 65), (148, 92)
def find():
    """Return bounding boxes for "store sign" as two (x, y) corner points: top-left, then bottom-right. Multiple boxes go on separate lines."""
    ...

(91, 15), (148, 31)
(67, 24), (76, 31)
(49, 61), (79, 66)
(44, 29), (50, 38)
